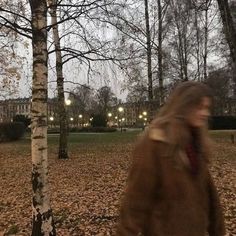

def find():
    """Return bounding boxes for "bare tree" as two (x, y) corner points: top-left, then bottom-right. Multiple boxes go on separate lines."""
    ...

(144, 0), (153, 100)
(48, 0), (68, 159)
(206, 68), (231, 115)
(96, 85), (117, 115)
(168, 0), (193, 81)
(156, 0), (169, 104)
(191, 0), (214, 81)
(0, 2), (27, 99)
(217, 0), (236, 95)
(29, 0), (56, 235)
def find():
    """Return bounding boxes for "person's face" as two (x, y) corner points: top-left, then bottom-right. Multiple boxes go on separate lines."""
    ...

(187, 97), (211, 128)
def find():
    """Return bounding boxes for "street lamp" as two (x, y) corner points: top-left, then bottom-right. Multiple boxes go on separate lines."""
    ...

(70, 117), (74, 128)
(49, 116), (54, 128)
(65, 99), (71, 106)
(143, 111), (148, 128)
(79, 114), (83, 126)
(65, 99), (71, 134)
(89, 117), (93, 126)
(107, 113), (112, 127)
(118, 107), (124, 113)
(118, 106), (124, 132)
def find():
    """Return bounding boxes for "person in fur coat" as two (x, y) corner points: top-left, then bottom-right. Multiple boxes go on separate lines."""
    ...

(116, 81), (225, 236)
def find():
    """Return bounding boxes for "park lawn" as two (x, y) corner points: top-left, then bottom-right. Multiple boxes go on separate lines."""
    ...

(0, 130), (235, 235)
(20, 128), (236, 145)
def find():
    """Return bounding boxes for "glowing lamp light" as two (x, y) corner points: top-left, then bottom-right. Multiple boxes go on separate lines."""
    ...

(118, 107), (124, 112)
(65, 99), (71, 106)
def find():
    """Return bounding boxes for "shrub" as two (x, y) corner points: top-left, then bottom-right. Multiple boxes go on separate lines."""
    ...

(91, 114), (107, 127)
(48, 127), (117, 133)
(69, 127), (117, 133)
(209, 116), (236, 130)
(13, 114), (31, 128)
(0, 122), (26, 142)
(85, 127), (116, 133)
(48, 127), (60, 134)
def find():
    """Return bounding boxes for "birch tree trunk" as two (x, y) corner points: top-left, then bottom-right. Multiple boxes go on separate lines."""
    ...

(29, 0), (56, 235)
(48, 0), (68, 159)
(144, 0), (153, 101)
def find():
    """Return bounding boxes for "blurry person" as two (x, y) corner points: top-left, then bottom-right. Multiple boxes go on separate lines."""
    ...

(116, 81), (225, 236)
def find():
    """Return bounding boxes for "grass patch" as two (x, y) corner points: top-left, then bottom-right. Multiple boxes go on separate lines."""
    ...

(47, 130), (141, 145)
(8, 129), (236, 148)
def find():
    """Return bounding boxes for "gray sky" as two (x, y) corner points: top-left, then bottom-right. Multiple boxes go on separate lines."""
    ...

(17, 39), (128, 101)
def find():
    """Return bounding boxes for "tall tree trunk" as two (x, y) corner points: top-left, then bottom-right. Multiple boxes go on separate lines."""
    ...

(183, 31), (188, 81)
(183, 7), (189, 81)
(29, 0), (56, 235)
(177, 25), (187, 81)
(157, 0), (164, 105)
(144, 0), (153, 101)
(48, 0), (68, 159)
(217, 0), (236, 95)
(194, 7), (201, 81)
(172, 0), (188, 81)
(203, 0), (209, 81)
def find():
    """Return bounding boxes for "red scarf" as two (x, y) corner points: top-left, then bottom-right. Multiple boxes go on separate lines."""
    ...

(185, 144), (199, 175)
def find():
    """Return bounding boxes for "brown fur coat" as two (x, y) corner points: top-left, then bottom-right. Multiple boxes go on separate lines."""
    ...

(116, 123), (225, 236)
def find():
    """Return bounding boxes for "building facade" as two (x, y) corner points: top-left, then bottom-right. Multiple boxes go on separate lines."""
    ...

(109, 100), (160, 127)
(1, 96), (236, 126)
(0, 98), (58, 123)
(0, 98), (31, 122)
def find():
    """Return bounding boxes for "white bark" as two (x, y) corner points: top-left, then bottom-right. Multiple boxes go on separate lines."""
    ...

(29, 0), (55, 235)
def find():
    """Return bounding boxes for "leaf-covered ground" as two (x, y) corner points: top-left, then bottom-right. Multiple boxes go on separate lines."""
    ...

(0, 132), (235, 235)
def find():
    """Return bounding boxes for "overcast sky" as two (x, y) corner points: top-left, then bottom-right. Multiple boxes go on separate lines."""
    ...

(17, 40), (128, 101)
(13, 0), (227, 101)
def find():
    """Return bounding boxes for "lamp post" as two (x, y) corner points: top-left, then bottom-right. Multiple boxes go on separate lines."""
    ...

(118, 106), (124, 132)
(65, 99), (72, 135)
(139, 111), (148, 129)
(121, 117), (125, 130)
(70, 117), (74, 128)
(107, 112), (112, 127)
(143, 111), (147, 127)
(79, 114), (83, 127)
(49, 116), (54, 128)
(65, 99), (71, 106)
